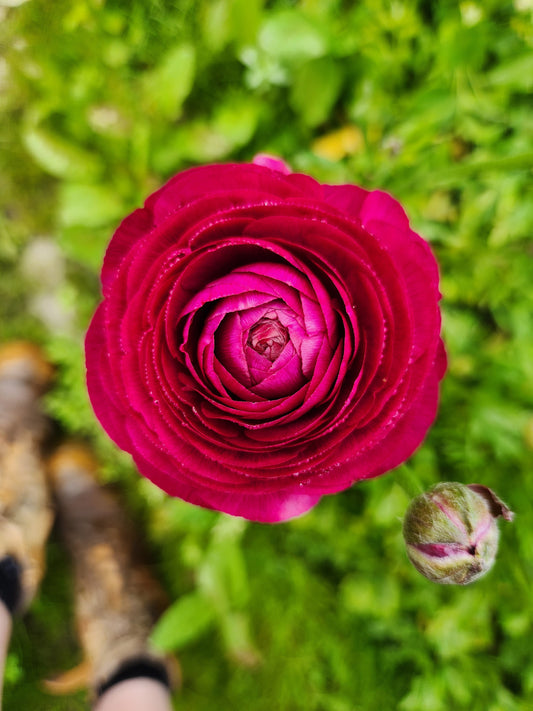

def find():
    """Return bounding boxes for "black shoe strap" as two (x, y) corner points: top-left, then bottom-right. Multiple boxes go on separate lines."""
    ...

(96, 656), (170, 698)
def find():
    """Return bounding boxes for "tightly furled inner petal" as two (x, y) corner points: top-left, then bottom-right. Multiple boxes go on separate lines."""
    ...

(176, 253), (349, 410)
(247, 314), (289, 362)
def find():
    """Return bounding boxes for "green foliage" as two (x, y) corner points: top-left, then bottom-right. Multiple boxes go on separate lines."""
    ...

(151, 591), (216, 652)
(1, 0), (532, 709)
(141, 43), (196, 120)
(290, 57), (343, 127)
(22, 125), (104, 181)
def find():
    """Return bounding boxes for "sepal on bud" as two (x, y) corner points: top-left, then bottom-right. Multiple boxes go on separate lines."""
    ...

(403, 482), (513, 585)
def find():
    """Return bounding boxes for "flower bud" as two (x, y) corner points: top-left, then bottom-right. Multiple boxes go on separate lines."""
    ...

(403, 482), (513, 585)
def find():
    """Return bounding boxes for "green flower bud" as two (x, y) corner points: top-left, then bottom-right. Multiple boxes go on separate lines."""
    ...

(403, 482), (514, 585)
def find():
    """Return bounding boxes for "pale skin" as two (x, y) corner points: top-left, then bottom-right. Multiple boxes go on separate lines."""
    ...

(94, 677), (174, 711)
(0, 602), (173, 711)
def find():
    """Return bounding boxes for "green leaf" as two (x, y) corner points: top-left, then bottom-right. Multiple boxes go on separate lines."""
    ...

(259, 10), (327, 64)
(399, 674), (447, 711)
(22, 126), (103, 180)
(290, 57), (343, 127)
(141, 43), (196, 120)
(219, 611), (261, 667)
(425, 595), (492, 660)
(150, 592), (216, 652)
(58, 183), (124, 228)
(486, 53), (533, 91)
(152, 95), (260, 172)
(212, 94), (261, 147)
(198, 517), (250, 611)
(153, 121), (231, 169)
(229, 0), (264, 46)
(201, 0), (232, 52)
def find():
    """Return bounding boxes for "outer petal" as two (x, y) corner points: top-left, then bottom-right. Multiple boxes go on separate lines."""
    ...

(133, 446), (321, 523)
(302, 340), (447, 494)
(85, 303), (132, 451)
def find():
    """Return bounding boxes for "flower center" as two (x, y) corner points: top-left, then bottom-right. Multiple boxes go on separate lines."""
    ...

(247, 314), (289, 362)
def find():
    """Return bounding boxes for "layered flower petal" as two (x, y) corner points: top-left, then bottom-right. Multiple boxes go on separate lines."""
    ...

(86, 161), (445, 522)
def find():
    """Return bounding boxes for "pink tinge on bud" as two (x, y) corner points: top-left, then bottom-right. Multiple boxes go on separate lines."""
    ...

(403, 482), (514, 585)
(252, 154), (292, 175)
(429, 492), (469, 537)
(413, 542), (470, 558)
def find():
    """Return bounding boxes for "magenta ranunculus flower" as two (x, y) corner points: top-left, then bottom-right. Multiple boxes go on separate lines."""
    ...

(86, 158), (446, 523)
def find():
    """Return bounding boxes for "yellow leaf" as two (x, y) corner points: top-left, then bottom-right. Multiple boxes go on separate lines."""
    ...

(312, 125), (364, 161)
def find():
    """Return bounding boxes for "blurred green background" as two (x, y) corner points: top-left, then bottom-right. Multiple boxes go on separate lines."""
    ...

(1, 0), (533, 709)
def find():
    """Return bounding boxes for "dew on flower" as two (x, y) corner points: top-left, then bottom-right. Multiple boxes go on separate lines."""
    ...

(86, 160), (445, 522)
